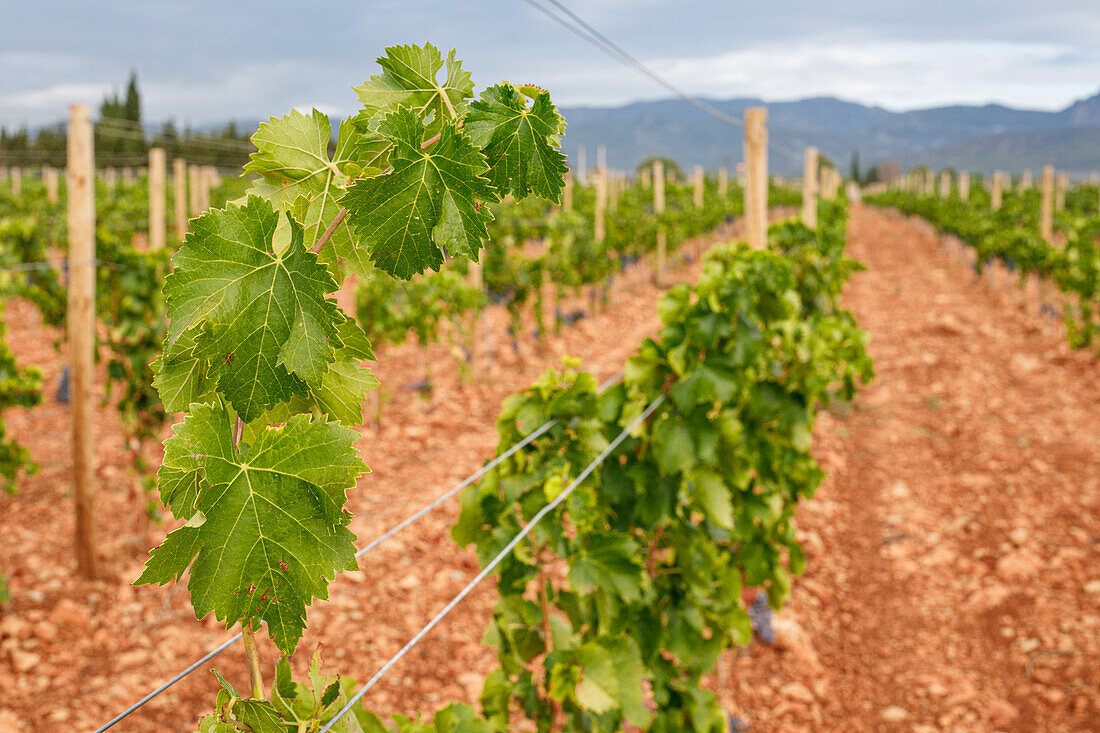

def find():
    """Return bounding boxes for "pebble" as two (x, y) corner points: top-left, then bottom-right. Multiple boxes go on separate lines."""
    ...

(778, 681), (815, 703)
(986, 698), (1019, 726)
(11, 650), (39, 673)
(879, 705), (908, 722)
(49, 599), (90, 630)
(771, 615), (820, 670)
(996, 549), (1042, 582)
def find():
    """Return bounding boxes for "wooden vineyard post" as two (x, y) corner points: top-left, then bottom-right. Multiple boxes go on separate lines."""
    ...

(991, 170), (1003, 211)
(11, 166), (21, 198)
(924, 169), (934, 196)
(189, 164), (201, 215)
(1040, 164), (1054, 243)
(44, 165), (59, 203)
(1055, 171), (1067, 212)
(105, 166), (117, 194)
(743, 107), (768, 250)
(594, 166), (607, 243)
(198, 166), (211, 212)
(653, 159), (666, 281)
(577, 147), (587, 186)
(959, 171), (970, 202)
(173, 158), (187, 239)
(938, 170), (951, 199)
(562, 171), (573, 211)
(1020, 169), (1033, 191)
(693, 165), (704, 209)
(67, 104), (98, 580)
(718, 167), (728, 199)
(122, 166), (134, 188)
(608, 171), (619, 211)
(149, 148), (166, 250)
(204, 165), (217, 209)
(1037, 164), (1055, 317)
(801, 146), (819, 229)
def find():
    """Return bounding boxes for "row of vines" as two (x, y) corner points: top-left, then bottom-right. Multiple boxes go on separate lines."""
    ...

(867, 183), (1100, 352)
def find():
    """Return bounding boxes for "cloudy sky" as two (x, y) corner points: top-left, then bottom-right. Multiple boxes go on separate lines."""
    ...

(1, 0), (1098, 127)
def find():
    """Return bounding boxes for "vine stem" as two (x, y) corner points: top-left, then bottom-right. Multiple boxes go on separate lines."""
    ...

(536, 556), (565, 732)
(312, 208), (349, 254)
(240, 621), (266, 700)
(232, 416), (265, 700)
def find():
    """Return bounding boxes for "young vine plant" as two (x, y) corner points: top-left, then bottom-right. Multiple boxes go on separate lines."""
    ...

(136, 42), (567, 723)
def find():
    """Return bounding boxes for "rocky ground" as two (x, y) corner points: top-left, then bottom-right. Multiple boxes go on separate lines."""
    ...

(0, 206), (1097, 732)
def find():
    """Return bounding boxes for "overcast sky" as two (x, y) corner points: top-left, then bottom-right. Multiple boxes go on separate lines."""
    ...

(2, 0), (1098, 128)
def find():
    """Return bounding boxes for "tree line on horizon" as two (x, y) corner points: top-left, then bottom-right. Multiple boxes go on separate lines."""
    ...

(0, 71), (254, 170)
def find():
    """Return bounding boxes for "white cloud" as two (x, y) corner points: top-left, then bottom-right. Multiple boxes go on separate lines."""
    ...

(645, 40), (1096, 111)
(0, 82), (110, 120)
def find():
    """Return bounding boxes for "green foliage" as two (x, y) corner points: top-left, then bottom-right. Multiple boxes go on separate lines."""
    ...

(137, 399), (365, 654)
(466, 83), (568, 201)
(161, 197), (349, 421)
(342, 107), (498, 278)
(0, 303), (42, 493)
(453, 206), (872, 731)
(132, 41), (570, 730)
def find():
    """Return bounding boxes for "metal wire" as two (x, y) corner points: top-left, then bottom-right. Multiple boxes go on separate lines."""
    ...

(0, 258), (120, 273)
(95, 122), (256, 153)
(353, 370), (622, 561)
(93, 370), (625, 730)
(319, 393), (666, 731)
(92, 632), (246, 733)
(520, 0), (807, 164)
(522, 0), (744, 127)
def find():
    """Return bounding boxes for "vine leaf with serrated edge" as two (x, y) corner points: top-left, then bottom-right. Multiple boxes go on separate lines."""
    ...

(466, 82), (567, 202)
(161, 196), (345, 422)
(353, 43), (474, 134)
(340, 106), (498, 279)
(245, 110), (386, 279)
(136, 400), (366, 655)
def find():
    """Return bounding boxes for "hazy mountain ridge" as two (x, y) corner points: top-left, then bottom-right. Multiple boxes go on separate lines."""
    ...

(558, 90), (1100, 177)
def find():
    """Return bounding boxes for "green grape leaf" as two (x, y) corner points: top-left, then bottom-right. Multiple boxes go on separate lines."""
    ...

(690, 470), (733, 529)
(340, 107), (498, 279)
(310, 353), (379, 426)
(152, 329), (213, 413)
(246, 111), (386, 279)
(567, 534), (646, 602)
(572, 642), (618, 713)
(164, 197), (344, 421)
(602, 636), (652, 727)
(354, 43), (474, 132)
(136, 401), (366, 655)
(466, 83), (567, 202)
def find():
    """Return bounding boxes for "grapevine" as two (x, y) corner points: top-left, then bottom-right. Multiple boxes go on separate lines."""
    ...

(137, 42), (570, 727)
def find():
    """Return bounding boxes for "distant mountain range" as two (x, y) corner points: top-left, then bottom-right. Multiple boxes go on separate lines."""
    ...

(558, 90), (1100, 178)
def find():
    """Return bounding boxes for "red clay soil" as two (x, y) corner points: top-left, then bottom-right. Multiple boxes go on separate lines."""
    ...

(1, 206), (1098, 732)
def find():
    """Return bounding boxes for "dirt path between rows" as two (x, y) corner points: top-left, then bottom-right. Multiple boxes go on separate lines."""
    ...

(721, 204), (1099, 731)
